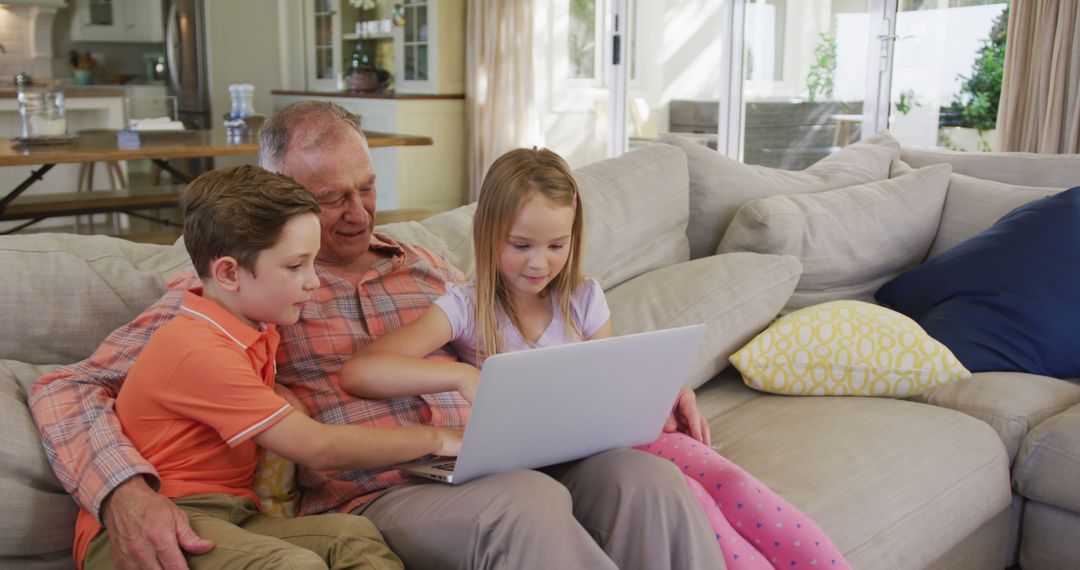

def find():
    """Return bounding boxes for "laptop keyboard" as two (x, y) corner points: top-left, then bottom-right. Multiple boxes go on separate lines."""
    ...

(432, 463), (456, 471)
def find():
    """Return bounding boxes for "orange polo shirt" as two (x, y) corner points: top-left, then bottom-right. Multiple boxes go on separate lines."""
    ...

(72, 288), (293, 567)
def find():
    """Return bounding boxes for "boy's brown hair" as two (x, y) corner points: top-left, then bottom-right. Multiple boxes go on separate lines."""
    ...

(181, 165), (320, 278)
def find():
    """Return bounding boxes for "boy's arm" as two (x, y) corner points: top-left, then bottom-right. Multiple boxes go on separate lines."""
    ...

(340, 304), (480, 403)
(255, 411), (463, 469)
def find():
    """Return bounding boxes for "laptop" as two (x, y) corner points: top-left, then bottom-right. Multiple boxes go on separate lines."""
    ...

(396, 324), (707, 484)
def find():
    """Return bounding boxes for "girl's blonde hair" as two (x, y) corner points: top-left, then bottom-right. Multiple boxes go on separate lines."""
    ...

(473, 147), (585, 364)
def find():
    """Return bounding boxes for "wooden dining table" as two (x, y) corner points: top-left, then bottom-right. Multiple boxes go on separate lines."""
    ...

(0, 129), (433, 233)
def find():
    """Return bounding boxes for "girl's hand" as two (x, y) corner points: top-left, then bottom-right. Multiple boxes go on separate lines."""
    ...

(663, 388), (711, 446)
(456, 363), (481, 404)
(433, 427), (464, 457)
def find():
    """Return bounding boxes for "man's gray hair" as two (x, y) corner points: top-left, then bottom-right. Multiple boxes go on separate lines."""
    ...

(258, 101), (365, 173)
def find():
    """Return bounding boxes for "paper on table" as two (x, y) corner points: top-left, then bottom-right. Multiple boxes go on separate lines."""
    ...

(128, 117), (186, 131)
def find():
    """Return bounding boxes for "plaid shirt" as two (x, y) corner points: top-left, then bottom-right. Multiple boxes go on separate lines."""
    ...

(29, 234), (468, 521)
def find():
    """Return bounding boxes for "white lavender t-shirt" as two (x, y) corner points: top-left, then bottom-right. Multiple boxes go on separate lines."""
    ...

(433, 278), (610, 366)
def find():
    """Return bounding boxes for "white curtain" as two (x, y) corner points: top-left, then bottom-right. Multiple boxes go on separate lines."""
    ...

(996, 0), (1080, 153)
(465, 0), (539, 200)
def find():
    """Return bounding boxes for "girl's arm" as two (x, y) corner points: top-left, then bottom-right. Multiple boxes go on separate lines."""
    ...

(255, 411), (463, 470)
(340, 304), (480, 402)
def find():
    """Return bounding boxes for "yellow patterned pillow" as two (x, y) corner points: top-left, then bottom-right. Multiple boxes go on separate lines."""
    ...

(730, 300), (971, 397)
(252, 447), (300, 518)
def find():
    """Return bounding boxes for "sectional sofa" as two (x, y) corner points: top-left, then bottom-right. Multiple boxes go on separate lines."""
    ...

(1, 132), (1077, 568)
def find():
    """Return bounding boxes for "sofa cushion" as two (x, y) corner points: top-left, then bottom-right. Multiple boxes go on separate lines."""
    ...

(698, 372), (1011, 568)
(901, 147), (1080, 189)
(1014, 402), (1080, 513)
(911, 372), (1080, 462)
(730, 300), (970, 397)
(876, 187), (1080, 377)
(605, 252), (802, 390)
(574, 144), (691, 288)
(657, 131), (899, 259)
(1019, 500), (1080, 569)
(0, 360), (75, 561)
(718, 163), (951, 312)
(0, 235), (191, 365)
(926, 174), (1059, 259)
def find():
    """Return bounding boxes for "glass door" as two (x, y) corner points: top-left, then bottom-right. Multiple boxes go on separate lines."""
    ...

(306, 0), (341, 90)
(536, 0), (730, 168)
(888, 0), (1008, 151)
(738, 0), (873, 169)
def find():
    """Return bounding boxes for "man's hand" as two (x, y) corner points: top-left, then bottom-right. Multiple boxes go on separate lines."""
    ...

(663, 388), (712, 446)
(101, 477), (214, 570)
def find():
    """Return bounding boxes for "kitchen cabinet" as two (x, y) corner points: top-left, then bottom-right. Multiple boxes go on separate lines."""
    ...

(392, 0), (463, 95)
(328, 0), (463, 94)
(70, 0), (164, 43)
(305, 0), (343, 91)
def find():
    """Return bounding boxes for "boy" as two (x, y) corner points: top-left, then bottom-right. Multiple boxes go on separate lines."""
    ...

(74, 165), (458, 569)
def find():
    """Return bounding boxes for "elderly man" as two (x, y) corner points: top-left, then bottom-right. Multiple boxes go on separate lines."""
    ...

(30, 101), (721, 570)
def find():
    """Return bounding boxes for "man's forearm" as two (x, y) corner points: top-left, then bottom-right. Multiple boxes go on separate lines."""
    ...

(28, 278), (194, 520)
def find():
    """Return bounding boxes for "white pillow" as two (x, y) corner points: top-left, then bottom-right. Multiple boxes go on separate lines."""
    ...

(657, 131), (900, 259)
(605, 252), (802, 389)
(718, 163), (951, 312)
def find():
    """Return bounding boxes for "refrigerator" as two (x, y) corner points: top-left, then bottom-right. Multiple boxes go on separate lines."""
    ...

(164, 0), (213, 173)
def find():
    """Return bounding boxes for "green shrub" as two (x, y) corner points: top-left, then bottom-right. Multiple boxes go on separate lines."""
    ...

(942, 6), (1008, 131)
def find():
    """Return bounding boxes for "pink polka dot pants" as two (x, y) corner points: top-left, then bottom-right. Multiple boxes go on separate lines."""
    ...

(636, 433), (850, 569)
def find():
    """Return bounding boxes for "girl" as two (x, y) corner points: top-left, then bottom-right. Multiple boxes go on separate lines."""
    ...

(341, 148), (850, 570)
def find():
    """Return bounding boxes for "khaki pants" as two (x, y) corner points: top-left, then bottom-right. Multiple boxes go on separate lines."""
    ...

(356, 448), (724, 570)
(84, 494), (402, 570)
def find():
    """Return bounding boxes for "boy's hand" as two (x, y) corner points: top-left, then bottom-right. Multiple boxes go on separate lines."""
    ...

(102, 477), (214, 570)
(456, 364), (481, 404)
(433, 427), (464, 457)
(663, 388), (711, 446)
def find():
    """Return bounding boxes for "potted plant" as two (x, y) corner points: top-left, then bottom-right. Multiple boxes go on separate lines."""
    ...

(69, 50), (97, 86)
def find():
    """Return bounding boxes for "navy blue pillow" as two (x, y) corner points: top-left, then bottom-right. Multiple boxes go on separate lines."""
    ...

(875, 186), (1080, 377)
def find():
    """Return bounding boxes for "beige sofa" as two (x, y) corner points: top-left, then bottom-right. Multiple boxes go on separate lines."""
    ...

(2, 132), (1077, 568)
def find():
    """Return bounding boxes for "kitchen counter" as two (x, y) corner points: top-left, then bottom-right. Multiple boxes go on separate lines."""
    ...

(271, 89), (464, 100)
(0, 86), (125, 98)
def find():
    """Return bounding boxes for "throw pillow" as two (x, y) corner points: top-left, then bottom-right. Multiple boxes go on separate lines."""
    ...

(252, 447), (300, 518)
(657, 131), (900, 259)
(729, 300), (971, 397)
(925, 174), (1059, 259)
(875, 187), (1080, 378)
(890, 160), (1061, 259)
(718, 163), (952, 312)
(605, 252), (803, 389)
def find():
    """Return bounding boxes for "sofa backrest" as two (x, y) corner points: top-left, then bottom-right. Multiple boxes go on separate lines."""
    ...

(0, 234), (189, 365)
(901, 148), (1080, 189)
(896, 150), (1078, 258)
(659, 131), (901, 259)
(381, 143), (692, 290)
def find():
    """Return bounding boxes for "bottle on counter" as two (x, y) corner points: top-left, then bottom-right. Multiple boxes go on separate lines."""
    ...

(227, 83), (256, 120)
